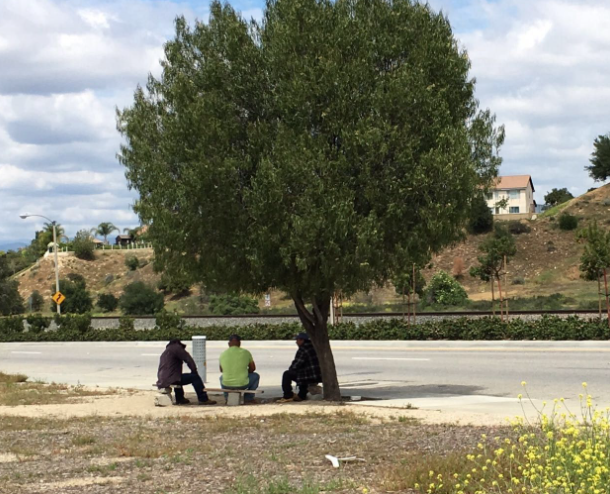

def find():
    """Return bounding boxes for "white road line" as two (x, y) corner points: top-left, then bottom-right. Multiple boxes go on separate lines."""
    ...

(352, 357), (430, 361)
(11, 351), (42, 355)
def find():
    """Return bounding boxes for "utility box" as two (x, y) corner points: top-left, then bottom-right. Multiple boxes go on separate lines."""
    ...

(192, 336), (207, 382)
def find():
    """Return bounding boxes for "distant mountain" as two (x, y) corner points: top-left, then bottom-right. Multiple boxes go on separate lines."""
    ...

(0, 241), (27, 252)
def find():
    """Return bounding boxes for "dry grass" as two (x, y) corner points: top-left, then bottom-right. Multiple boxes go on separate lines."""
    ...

(0, 372), (117, 406)
(0, 411), (508, 494)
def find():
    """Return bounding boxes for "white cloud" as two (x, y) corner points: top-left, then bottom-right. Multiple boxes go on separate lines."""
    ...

(2, 0), (610, 243)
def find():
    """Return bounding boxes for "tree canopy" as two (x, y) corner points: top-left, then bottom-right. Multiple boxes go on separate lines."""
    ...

(118, 0), (504, 399)
(0, 255), (24, 316)
(587, 134), (610, 182)
(544, 187), (574, 207)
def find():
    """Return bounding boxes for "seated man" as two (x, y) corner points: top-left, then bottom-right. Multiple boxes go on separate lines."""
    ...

(219, 334), (260, 403)
(279, 332), (322, 403)
(156, 338), (216, 405)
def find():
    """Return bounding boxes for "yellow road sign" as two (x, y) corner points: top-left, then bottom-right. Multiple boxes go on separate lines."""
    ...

(52, 291), (66, 305)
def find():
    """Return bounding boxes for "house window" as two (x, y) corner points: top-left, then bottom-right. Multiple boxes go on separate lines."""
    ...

(509, 190), (520, 199)
(495, 207), (500, 215)
(509, 206), (520, 214)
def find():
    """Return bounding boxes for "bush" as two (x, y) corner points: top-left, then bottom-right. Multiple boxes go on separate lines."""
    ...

(50, 276), (93, 314)
(157, 272), (192, 295)
(155, 309), (186, 332)
(25, 314), (51, 334)
(467, 194), (493, 234)
(125, 256), (140, 271)
(1, 314), (609, 343)
(119, 282), (164, 315)
(97, 293), (119, 313)
(30, 290), (44, 312)
(424, 271), (468, 306)
(73, 230), (95, 261)
(507, 220), (531, 235)
(208, 293), (260, 315)
(559, 213), (578, 231)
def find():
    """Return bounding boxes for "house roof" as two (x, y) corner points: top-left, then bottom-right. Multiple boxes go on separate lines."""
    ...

(492, 175), (535, 192)
(116, 235), (132, 240)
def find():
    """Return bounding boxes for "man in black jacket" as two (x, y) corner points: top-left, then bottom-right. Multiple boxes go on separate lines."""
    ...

(278, 332), (322, 402)
(156, 339), (216, 405)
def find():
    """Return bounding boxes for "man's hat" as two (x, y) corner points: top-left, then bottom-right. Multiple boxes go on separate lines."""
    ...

(294, 332), (309, 340)
(228, 334), (242, 342)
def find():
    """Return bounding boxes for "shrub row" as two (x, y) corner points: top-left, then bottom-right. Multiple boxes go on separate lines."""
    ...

(1, 314), (609, 342)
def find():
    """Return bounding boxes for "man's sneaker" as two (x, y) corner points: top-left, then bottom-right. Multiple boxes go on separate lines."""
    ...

(197, 399), (217, 405)
(175, 398), (190, 405)
(277, 396), (295, 403)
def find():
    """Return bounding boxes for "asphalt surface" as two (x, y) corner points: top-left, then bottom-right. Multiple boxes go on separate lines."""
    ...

(1, 340), (609, 418)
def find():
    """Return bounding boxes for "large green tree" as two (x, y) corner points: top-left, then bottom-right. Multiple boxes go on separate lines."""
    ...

(118, 0), (503, 400)
(587, 134), (610, 182)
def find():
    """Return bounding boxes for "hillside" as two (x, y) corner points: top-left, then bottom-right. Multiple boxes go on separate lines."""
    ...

(12, 183), (610, 314)
(428, 183), (610, 306)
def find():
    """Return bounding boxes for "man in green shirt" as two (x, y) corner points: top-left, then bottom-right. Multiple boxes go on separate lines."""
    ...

(219, 334), (259, 403)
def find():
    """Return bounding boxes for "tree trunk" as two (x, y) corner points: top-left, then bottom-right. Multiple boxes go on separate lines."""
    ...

(293, 295), (342, 401)
(491, 276), (495, 316)
(496, 274), (504, 321)
(604, 268), (610, 328)
(598, 274), (603, 322)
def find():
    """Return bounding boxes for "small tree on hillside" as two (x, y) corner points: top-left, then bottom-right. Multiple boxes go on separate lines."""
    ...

(467, 193), (494, 234)
(50, 274), (93, 314)
(392, 263), (426, 321)
(544, 188), (574, 207)
(424, 271), (468, 306)
(30, 290), (44, 312)
(73, 230), (95, 261)
(578, 221), (610, 325)
(119, 282), (164, 315)
(470, 224), (516, 318)
(586, 133), (610, 182)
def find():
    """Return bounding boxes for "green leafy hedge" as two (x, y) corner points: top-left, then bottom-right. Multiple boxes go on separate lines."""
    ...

(1, 314), (609, 342)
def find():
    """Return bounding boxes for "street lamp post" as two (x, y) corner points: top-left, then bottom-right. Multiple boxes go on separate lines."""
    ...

(20, 214), (61, 315)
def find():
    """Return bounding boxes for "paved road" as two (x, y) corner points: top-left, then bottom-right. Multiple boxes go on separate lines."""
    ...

(1, 340), (609, 418)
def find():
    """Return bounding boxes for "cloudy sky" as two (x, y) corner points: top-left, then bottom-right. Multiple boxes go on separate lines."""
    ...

(1, 0), (609, 247)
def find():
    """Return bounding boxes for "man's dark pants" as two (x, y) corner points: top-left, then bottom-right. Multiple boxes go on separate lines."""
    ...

(174, 372), (209, 402)
(282, 370), (313, 400)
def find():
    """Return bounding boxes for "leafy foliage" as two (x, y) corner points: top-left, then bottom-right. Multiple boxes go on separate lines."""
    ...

(2, 315), (609, 343)
(156, 271), (192, 295)
(424, 271), (468, 306)
(97, 293), (119, 313)
(117, 0), (504, 399)
(578, 221), (610, 281)
(544, 187), (574, 207)
(470, 224), (517, 282)
(208, 293), (260, 315)
(587, 133), (610, 182)
(119, 281), (164, 315)
(467, 193), (494, 234)
(559, 213), (578, 231)
(125, 256), (140, 271)
(51, 275), (93, 314)
(507, 220), (531, 235)
(393, 265), (426, 297)
(29, 290), (44, 312)
(72, 230), (95, 261)
(0, 255), (24, 316)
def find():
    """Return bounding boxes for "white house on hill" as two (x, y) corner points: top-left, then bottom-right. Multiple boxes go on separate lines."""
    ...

(485, 175), (536, 217)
